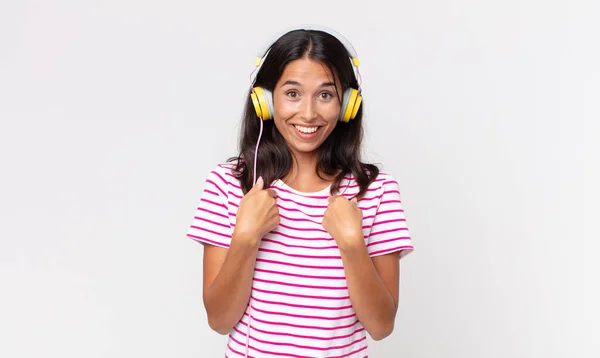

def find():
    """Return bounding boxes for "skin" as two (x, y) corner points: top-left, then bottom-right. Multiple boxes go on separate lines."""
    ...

(202, 57), (400, 340)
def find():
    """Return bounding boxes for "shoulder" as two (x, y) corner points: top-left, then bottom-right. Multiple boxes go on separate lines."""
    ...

(365, 170), (400, 190)
(375, 171), (401, 187)
(365, 170), (404, 201)
(203, 161), (242, 195)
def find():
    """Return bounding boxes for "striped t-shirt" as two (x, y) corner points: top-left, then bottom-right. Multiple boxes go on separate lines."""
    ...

(187, 162), (414, 357)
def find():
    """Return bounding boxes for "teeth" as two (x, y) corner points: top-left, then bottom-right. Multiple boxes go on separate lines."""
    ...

(294, 125), (319, 134)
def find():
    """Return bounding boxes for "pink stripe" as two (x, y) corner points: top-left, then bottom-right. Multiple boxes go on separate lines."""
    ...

(227, 343), (254, 358)
(187, 234), (230, 248)
(256, 258), (343, 270)
(278, 221), (373, 232)
(278, 222), (328, 233)
(366, 237), (411, 247)
(375, 209), (404, 215)
(200, 197), (227, 210)
(369, 245), (413, 256)
(327, 343), (368, 358)
(278, 213), (320, 224)
(276, 204), (323, 218)
(358, 193), (383, 202)
(196, 207), (228, 219)
(272, 186), (330, 200)
(228, 190), (242, 199)
(267, 231), (334, 242)
(254, 267), (345, 280)
(344, 177), (385, 189)
(203, 188), (220, 198)
(369, 227), (409, 237)
(210, 171), (231, 188)
(250, 295), (353, 310)
(238, 320), (365, 341)
(276, 195), (328, 209)
(253, 277), (347, 290)
(371, 218), (406, 227)
(380, 199), (402, 205)
(205, 180), (226, 197)
(250, 305), (356, 321)
(261, 238), (338, 250)
(251, 287), (350, 300)
(244, 313), (360, 330)
(259, 248), (341, 260)
(360, 204), (379, 211)
(229, 336), (314, 358)
(233, 326), (365, 351)
(227, 181), (242, 190)
(189, 226), (231, 239)
(193, 217), (229, 229)
(218, 163), (237, 170)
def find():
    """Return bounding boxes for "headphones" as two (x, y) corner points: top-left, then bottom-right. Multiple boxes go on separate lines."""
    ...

(249, 25), (363, 123)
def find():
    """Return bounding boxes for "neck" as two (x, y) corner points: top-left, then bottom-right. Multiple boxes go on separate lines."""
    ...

(282, 151), (337, 192)
(287, 151), (319, 181)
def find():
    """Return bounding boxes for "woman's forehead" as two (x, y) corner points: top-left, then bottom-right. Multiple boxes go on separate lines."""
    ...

(278, 58), (339, 87)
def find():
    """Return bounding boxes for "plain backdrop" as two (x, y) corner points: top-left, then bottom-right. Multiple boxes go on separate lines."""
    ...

(0, 0), (597, 357)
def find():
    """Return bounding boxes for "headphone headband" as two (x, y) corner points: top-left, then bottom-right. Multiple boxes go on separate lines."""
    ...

(254, 25), (360, 68)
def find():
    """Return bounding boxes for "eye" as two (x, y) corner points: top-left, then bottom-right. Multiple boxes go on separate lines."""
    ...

(286, 90), (300, 98)
(319, 92), (334, 100)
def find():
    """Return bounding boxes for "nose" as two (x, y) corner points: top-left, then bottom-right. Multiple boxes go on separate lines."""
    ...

(300, 98), (318, 121)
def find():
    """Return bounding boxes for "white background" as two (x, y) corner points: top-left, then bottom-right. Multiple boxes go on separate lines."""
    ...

(1, 0), (597, 357)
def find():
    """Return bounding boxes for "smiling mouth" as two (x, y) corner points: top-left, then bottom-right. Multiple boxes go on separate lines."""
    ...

(293, 124), (320, 134)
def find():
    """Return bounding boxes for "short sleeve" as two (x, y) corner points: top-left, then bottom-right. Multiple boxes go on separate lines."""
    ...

(186, 166), (233, 248)
(367, 176), (414, 259)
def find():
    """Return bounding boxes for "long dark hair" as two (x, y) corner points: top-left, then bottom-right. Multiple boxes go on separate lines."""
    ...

(228, 29), (379, 198)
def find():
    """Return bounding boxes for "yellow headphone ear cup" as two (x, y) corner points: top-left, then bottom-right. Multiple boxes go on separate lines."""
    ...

(250, 91), (263, 119)
(340, 88), (360, 122)
(350, 93), (362, 119)
(251, 86), (274, 120)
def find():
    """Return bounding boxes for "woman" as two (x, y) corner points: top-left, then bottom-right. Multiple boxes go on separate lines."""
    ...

(187, 26), (414, 357)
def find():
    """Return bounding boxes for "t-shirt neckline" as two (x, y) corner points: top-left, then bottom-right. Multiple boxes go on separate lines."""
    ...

(273, 179), (333, 196)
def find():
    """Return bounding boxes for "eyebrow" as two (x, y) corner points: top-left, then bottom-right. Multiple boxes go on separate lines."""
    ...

(281, 80), (336, 88)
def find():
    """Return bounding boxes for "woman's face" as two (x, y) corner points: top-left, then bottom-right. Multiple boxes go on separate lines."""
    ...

(272, 58), (341, 158)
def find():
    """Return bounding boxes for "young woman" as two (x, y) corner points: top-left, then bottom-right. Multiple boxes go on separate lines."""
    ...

(186, 26), (414, 357)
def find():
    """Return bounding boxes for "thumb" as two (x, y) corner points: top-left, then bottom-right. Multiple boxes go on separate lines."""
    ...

(248, 176), (264, 194)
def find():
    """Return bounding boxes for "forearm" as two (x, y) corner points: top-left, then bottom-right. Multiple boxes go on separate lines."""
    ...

(339, 241), (397, 340)
(203, 234), (259, 334)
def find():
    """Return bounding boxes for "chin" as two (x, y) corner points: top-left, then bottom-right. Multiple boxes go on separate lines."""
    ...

(289, 143), (322, 155)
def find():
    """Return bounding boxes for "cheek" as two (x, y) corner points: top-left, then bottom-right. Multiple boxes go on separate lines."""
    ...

(274, 98), (297, 117)
(321, 103), (340, 124)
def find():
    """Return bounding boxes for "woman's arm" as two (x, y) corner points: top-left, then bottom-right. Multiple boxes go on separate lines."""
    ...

(202, 235), (260, 335)
(200, 176), (279, 334)
(337, 241), (400, 340)
(322, 195), (406, 341)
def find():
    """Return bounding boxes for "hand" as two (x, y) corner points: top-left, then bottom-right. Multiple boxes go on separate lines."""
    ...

(322, 195), (364, 250)
(233, 176), (280, 245)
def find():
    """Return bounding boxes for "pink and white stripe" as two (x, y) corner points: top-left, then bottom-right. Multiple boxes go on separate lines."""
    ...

(187, 163), (413, 357)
